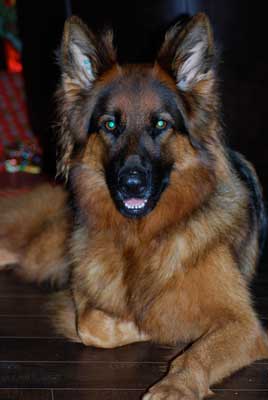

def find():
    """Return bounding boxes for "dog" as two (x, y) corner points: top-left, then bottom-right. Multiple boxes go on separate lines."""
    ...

(0, 13), (267, 399)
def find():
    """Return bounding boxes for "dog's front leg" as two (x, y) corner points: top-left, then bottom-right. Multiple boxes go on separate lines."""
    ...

(77, 307), (150, 348)
(50, 289), (149, 346)
(142, 244), (268, 400)
(143, 310), (268, 399)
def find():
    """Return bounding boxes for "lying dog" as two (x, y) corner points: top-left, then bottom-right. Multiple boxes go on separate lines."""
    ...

(0, 13), (267, 399)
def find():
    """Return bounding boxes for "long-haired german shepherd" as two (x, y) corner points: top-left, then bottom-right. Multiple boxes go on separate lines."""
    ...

(0, 13), (267, 399)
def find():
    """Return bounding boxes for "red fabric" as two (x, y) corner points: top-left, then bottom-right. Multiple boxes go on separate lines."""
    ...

(4, 41), (23, 73)
(0, 71), (40, 148)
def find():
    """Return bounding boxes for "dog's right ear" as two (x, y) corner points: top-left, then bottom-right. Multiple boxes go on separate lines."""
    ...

(60, 16), (116, 90)
(57, 17), (116, 180)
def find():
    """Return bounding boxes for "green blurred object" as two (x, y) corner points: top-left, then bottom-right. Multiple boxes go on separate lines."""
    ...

(0, 0), (21, 51)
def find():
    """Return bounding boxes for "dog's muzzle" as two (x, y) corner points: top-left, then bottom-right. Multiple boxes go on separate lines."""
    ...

(118, 166), (149, 210)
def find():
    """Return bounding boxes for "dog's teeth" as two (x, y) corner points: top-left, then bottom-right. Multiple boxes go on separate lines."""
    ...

(124, 199), (148, 210)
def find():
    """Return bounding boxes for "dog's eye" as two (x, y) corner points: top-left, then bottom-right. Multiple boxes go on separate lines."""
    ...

(104, 120), (117, 131)
(155, 120), (168, 130)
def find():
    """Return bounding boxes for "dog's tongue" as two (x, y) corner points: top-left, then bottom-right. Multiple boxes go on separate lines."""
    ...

(124, 198), (145, 207)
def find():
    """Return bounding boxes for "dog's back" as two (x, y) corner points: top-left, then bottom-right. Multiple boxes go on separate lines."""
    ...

(0, 184), (71, 285)
(228, 150), (267, 254)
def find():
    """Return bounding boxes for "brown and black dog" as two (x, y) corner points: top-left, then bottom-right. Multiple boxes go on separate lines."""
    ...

(0, 13), (268, 399)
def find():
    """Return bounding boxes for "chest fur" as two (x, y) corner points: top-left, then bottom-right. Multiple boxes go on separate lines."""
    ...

(71, 227), (181, 314)
(70, 226), (207, 344)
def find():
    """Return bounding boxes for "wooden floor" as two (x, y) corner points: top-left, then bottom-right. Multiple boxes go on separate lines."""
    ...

(0, 173), (268, 399)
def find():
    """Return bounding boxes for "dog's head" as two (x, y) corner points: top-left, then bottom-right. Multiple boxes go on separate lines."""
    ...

(57, 14), (218, 221)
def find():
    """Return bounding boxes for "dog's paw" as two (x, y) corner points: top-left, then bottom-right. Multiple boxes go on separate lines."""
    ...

(142, 381), (197, 400)
(142, 372), (212, 400)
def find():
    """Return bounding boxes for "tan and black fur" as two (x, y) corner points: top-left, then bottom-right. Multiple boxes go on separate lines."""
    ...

(0, 13), (267, 399)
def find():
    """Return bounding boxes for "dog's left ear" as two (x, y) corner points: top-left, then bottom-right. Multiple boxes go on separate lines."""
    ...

(60, 16), (116, 90)
(157, 13), (214, 91)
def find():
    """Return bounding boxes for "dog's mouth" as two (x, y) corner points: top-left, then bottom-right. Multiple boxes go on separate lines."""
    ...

(123, 197), (148, 210)
(117, 193), (151, 218)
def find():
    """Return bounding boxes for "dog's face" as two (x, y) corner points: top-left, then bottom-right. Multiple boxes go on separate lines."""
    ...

(88, 65), (187, 218)
(58, 14), (217, 221)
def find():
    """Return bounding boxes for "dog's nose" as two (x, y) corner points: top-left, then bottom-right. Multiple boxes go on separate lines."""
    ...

(119, 169), (147, 197)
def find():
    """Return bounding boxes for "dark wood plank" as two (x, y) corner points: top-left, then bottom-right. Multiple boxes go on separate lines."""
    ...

(0, 362), (167, 389)
(213, 391), (268, 400)
(0, 338), (180, 363)
(1, 362), (268, 390)
(53, 389), (268, 400)
(212, 363), (268, 390)
(0, 272), (51, 297)
(0, 297), (50, 316)
(0, 317), (57, 338)
(54, 389), (145, 400)
(0, 389), (51, 400)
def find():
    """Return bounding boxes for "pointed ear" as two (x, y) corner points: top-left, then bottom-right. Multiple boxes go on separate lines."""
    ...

(60, 16), (116, 90)
(157, 13), (215, 91)
(57, 17), (116, 180)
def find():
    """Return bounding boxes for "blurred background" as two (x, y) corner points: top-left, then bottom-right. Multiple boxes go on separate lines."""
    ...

(1, 3), (268, 398)
(0, 0), (267, 196)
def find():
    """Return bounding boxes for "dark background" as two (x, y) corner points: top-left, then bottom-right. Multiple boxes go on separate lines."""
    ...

(17, 0), (268, 197)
